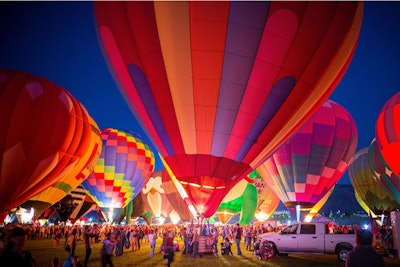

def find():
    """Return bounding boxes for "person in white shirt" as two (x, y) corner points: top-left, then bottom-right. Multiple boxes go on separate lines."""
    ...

(148, 229), (156, 257)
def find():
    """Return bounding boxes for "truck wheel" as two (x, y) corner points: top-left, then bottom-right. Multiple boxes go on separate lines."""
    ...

(264, 242), (276, 259)
(337, 246), (350, 262)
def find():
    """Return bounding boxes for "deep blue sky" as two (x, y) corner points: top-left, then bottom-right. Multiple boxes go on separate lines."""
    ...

(1, 2), (400, 184)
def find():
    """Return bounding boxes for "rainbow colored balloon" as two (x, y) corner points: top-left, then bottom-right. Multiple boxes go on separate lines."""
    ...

(258, 100), (358, 211)
(94, 1), (362, 218)
(0, 69), (98, 223)
(82, 128), (155, 215)
(349, 148), (399, 215)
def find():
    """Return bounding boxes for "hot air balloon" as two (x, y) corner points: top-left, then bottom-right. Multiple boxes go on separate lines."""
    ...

(0, 69), (98, 223)
(217, 172), (258, 225)
(258, 100), (358, 221)
(369, 139), (400, 205)
(376, 92), (400, 177)
(81, 128), (155, 222)
(252, 171), (280, 222)
(161, 169), (193, 222)
(22, 115), (102, 217)
(94, 1), (363, 217)
(349, 148), (399, 216)
(142, 170), (173, 223)
(354, 191), (377, 218)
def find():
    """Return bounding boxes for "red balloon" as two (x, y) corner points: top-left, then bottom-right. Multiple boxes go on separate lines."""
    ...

(376, 91), (400, 177)
(0, 69), (95, 222)
(94, 2), (363, 217)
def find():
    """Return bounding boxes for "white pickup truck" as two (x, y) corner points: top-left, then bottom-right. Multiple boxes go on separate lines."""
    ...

(256, 222), (355, 262)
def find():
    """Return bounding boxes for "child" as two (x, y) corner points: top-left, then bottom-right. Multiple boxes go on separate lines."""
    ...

(224, 237), (233, 255)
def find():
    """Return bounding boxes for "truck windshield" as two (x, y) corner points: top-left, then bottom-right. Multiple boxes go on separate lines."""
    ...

(281, 224), (298, 234)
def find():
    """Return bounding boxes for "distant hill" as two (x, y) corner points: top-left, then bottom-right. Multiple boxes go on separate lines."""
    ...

(319, 184), (364, 215)
(275, 184), (365, 215)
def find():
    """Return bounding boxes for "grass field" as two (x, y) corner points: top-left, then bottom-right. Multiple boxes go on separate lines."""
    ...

(3, 237), (400, 267)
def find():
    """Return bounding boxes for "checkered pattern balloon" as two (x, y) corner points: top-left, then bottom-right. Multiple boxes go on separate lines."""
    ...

(82, 128), (155, 208)
(258, 100), (358, 208)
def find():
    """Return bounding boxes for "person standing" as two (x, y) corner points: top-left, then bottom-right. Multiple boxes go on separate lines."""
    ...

(63, 228), (77, 267)
(148, 229), (156, 258)
(181, 228), (187, 255)
(191, 228), (200, 258)
(346, 229), (385, 267)
(234, 223), (242, 255)
(212, 227), (219, 255)
(165, 230), (175, 267)
(102, 232), (116, 267)
(83, 226), (95, 267)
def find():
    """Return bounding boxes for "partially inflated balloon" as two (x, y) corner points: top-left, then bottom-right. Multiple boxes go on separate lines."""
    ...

(143, 170), (173, 218)
(258, 100), (357, 211)
(161, 169), (193, 221)
(217, 174), (258, 225)
(81, 128), (155, 220)
(376, 92), (400, 177)
(0, 69), (97, 222)
(95, 1), (362, 217)
(349, 148), (399, 215)
(355, 191), (377, 218)
(252, 170), (280, 222)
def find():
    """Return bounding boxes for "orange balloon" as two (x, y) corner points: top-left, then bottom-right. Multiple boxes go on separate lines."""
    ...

(0, 69), (96, 222)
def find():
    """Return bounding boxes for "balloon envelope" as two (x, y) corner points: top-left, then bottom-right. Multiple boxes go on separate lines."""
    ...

(82, 128), (155, 212)
(94, 1), (362, 217)
(143, 170), (173, 218)
(376, 92), (400, 177)
(0, 69), (97, 222)
(252, 171), (280, 222)
(161, 169), (193, 221)
(370, 140), (400, 205)
(23, 115), (102, 216)
(258, 100), (358, 209)
(349, 148), (399, 215)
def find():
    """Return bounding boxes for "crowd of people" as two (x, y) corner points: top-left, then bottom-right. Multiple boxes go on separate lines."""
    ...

(0, 221), (397, 266)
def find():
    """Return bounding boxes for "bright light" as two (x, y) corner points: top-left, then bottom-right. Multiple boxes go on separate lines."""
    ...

(363, 224), (369, 230)
(108, 212), (113, 222)
(169, 210), (180, 224)
(296, 205), (300, 222)
(255, 211), (269, 222)
(304, 215), (313, 223)
(158, 217), (166, 225)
